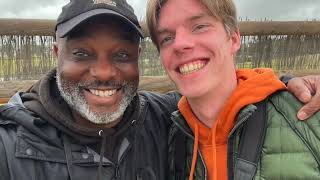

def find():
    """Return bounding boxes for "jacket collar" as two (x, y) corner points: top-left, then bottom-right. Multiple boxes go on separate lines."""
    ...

(170, 104), (257, 139)
(170, 110), (194, 138)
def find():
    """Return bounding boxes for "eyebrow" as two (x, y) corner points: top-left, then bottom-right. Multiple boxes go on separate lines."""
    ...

(67, 30), (138, 43)
(157, 13), (209, 35)
(157, 28), (170, 37)
(189, 13), (208, 22)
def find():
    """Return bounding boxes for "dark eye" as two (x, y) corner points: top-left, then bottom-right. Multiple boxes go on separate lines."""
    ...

(72, 50), (90, 58)
(114, 51), (129, 61)
(193, 24), (209, 32)
(160, 35), (175, 47)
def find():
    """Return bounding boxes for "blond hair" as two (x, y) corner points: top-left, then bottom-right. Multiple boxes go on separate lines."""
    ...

(146, 0), (238, 50)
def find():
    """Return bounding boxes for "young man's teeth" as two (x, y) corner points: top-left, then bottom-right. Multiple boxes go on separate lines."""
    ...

(89, 89), (117, 97)
(179, 62), (205, 75)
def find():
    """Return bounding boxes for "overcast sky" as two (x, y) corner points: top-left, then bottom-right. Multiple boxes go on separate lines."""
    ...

(0, 0), (319, 21)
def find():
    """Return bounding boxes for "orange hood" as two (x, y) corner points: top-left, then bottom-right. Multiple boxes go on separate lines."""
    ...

(178, 68), (286, 180)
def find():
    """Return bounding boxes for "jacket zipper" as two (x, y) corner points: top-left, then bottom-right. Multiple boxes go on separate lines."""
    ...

(172, 119), (208, 180)
(228, 108), (256, 138)
(114, 142), (132, 179)
(226, 108), (256, 180)
(114, 164), (120, 179)
(95, 139), (131, 180)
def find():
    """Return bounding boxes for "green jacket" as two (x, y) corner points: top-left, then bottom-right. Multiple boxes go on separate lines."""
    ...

(168, 91), (320, 180)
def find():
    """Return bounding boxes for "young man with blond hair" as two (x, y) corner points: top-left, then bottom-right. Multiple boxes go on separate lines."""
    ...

(0, 0), (319, 180)
(147, 0), (320, 179)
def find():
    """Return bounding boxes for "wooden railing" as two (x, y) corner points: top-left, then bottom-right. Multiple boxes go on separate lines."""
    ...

(1, 19), (320, 103)
(1, 18), (320, 36)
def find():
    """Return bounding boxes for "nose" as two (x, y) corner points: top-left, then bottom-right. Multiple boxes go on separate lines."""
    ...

(90, 56), (117, 81)
(172, 28), (194, 54)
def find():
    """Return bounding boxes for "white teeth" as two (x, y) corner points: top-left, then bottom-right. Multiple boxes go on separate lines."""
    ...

(89, 89), (117, 97)
(98, 91), (104, 97)
(179, 61), (205, 75)
(104, 91), (109, 97)
(182, 66), (187, 73)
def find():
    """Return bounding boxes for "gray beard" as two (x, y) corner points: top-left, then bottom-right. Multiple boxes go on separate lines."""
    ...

(56, 71), (137, 125)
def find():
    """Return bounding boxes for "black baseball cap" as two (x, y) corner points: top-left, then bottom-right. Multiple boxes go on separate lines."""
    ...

(55, 0), (144, 38)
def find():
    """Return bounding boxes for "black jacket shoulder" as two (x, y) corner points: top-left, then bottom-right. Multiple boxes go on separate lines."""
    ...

(139, 91), (180, 114)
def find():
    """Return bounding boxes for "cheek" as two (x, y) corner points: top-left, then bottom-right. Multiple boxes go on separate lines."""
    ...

(160, 51), (171, 70)
(118, 63), (139, 81)
(58, 58), (89, 81)
(211, 39), (232, 58)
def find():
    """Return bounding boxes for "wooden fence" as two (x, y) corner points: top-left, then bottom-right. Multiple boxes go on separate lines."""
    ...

(1, 19), (320, 81)
(2, 19), (320, 36)
(1, 19), (320, 101)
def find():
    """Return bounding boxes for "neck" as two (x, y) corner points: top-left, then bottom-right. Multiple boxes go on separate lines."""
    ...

(187, 77), (237, 128)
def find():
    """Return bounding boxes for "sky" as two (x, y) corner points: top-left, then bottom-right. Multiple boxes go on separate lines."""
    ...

(0, 0), (319, 21)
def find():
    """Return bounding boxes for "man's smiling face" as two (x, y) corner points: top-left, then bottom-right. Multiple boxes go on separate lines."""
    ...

(54, 16), (140, 125)
(157, 0), (240, 100)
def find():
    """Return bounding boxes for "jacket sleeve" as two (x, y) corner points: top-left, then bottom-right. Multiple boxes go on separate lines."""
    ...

(279, 75), (294, 86)
(162, 91), (181, 126)
(0, 132), (11, 179)
(164, 91), (182, 109)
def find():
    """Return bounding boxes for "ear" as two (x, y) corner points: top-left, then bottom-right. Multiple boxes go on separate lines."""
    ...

(139, 46), (142, 54)
(53, 41), (59, 58)
(230, 29), (241, 55)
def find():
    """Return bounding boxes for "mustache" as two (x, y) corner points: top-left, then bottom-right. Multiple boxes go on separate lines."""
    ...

(78, 80), (126, 89)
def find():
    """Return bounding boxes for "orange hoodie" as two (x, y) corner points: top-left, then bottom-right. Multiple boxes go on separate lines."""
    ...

(178, 68), (286, 180)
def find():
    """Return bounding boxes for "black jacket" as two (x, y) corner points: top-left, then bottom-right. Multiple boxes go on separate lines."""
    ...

(0, 70), (180, 180)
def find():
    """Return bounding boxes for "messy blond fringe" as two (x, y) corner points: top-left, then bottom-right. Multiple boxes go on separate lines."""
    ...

(146, 0), (238, 50)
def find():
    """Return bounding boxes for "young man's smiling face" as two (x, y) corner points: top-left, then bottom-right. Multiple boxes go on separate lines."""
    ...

(54, 16), (140, 126)
(157, 0), (240, 100)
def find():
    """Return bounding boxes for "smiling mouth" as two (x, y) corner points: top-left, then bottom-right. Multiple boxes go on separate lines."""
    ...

(88, 89), (119, 97)
(178, 60), (207, 75)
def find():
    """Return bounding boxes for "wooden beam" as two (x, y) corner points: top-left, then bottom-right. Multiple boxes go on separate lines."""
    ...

(1, 18), (320, 36)
(239, 21), (320, 36)
(0, 18), (55, 36)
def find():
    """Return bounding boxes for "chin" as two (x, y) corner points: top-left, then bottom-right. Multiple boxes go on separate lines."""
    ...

(90, 106), (119, 115)
(179, 87), (204, 99)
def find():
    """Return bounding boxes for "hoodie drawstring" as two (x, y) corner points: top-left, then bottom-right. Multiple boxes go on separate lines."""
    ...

(63, 135), (75, 180)
(97, 130), (107, 180)
(212, 125), (218, 180)
(189, 124), (199, 180)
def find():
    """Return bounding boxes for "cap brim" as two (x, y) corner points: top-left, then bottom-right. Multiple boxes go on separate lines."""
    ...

(56, 9), (144, 38)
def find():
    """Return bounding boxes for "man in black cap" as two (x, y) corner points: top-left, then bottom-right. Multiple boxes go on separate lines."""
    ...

(0, 0), (320, 180)
(0, 0), (178, 179)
